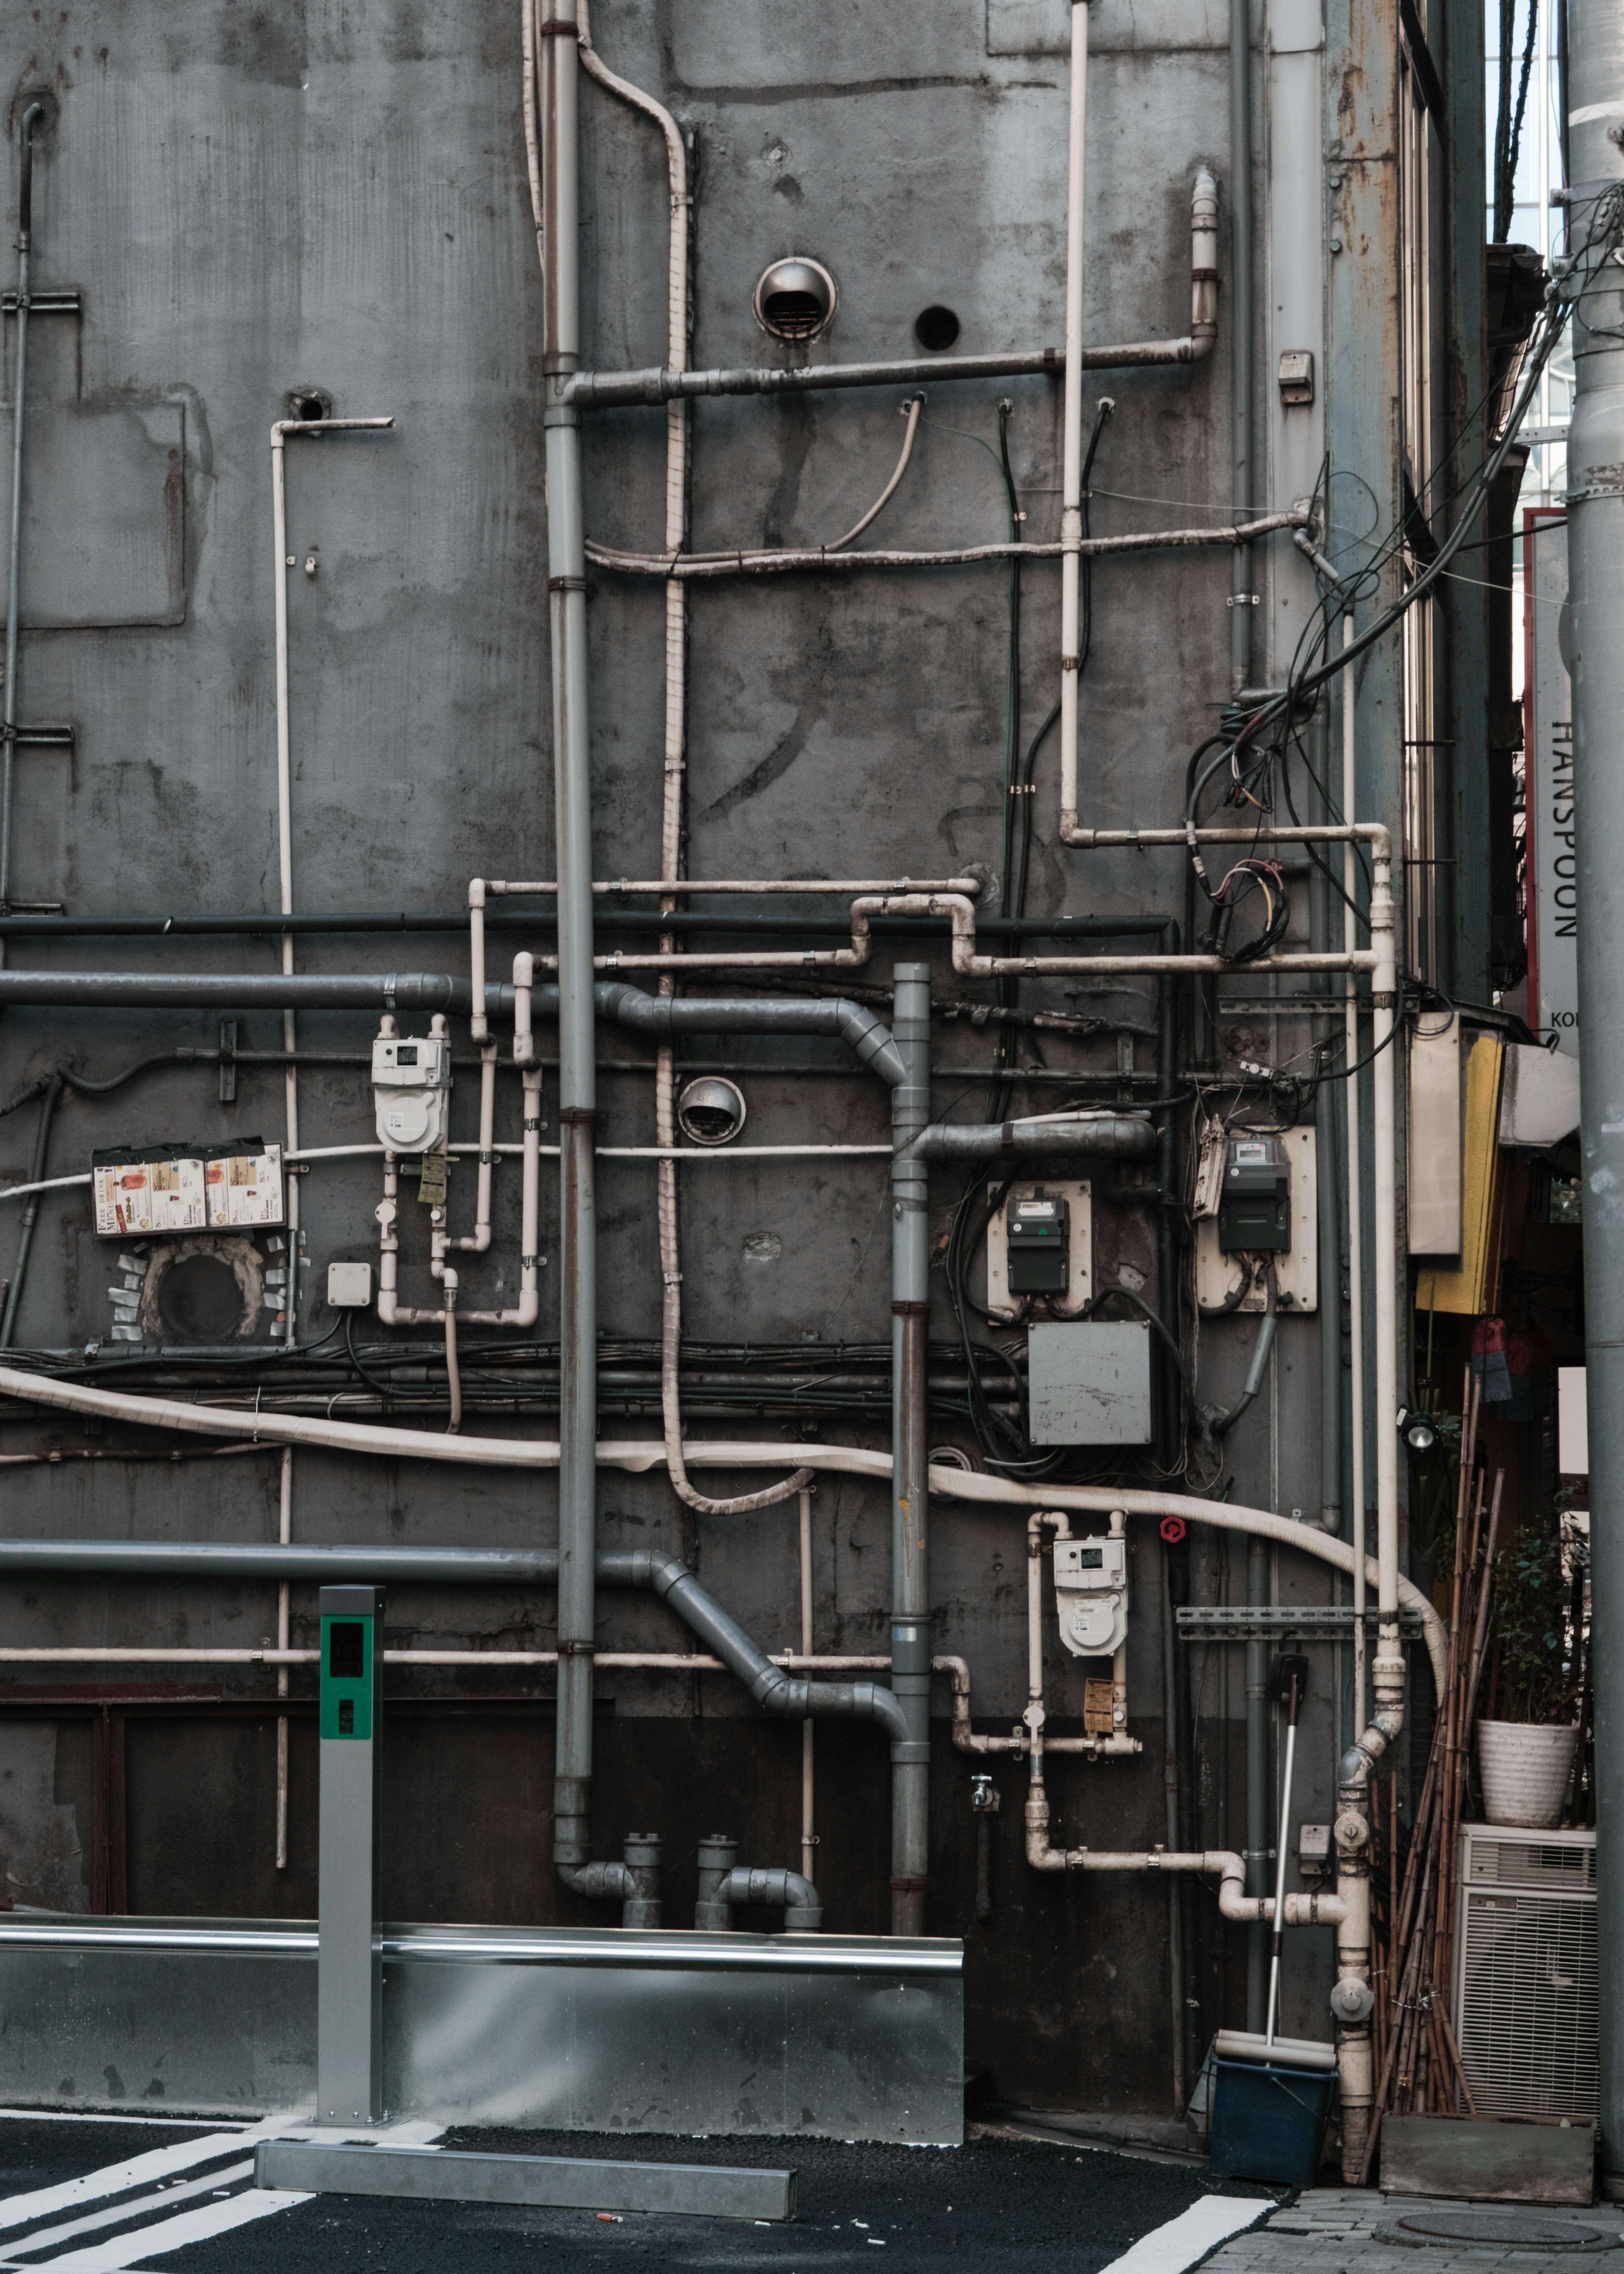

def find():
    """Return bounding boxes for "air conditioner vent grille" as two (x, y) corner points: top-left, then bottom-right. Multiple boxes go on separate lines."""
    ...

(1467, 1837), (1597, 1891)
(1457, 1891), (1598, 2120)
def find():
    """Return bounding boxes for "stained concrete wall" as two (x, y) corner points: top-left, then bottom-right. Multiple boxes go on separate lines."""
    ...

(0, 0), (1398, 2116)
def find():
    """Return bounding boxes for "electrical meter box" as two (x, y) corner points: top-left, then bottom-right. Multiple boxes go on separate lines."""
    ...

(986, 1179), (1093, 1319)
(372, 1033), (452, 1155)
(1218, 1134), (1291, 1252)
(1006, 1188), (1069, 1294)
(1053, 1535), (1130, 1657)
(1196, 1127), (1317, 1311)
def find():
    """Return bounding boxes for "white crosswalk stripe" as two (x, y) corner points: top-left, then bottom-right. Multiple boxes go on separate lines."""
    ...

(0, 2160), (255, 2261)
(1097, 2195), (1276, 2274)
(0, 2111), (443, 2269)
(5, 2189), (315, 2272)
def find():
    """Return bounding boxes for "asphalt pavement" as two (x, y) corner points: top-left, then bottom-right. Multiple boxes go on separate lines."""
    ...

(0, 2114), (1278, 2273)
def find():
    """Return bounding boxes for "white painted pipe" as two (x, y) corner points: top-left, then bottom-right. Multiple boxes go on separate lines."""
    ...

(1056, 0), (1090, 851)
(1343, 612), (1367, 1733)
(0, 1368), (1446, 1691)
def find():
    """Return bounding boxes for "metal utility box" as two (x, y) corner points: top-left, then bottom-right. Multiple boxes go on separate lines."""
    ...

(1196, 1127), (1318, 1312)
(985, 1178), (1093, 1320)
(1217, 1135), (1291, 1252)
(319, 1584), (385, 2124)
(1005, 1189), (1070, 1295)
(1027, 1320), (1152, 1445)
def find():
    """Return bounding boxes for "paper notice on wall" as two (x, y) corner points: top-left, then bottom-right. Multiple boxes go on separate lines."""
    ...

(204, 1144), (284, 1229)
(91, 1140), (285, 1238)
(93, 1156), (207, 1238)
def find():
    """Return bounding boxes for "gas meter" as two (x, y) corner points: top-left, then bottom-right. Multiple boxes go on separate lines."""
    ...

(372, 1029), (453, 1154)
(1218, 1134), (1290, 1253)
(1006, 1188), (1070, 1296)
(1053, 1534), (1130, 1658)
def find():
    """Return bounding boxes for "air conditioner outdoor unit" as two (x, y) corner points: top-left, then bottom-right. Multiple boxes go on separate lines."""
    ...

(1453, 1823), (1597, 2121)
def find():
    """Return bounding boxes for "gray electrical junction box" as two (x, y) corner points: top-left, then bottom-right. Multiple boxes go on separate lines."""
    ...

(1027, 1320), (1153, 1445)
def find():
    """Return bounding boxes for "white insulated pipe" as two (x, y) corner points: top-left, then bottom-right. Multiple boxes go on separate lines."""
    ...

(1343, 613), (1367, 1732)
(1057, 0), (1091, 852)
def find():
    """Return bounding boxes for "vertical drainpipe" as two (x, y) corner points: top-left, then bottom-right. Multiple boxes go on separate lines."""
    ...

(1, 103), (45, 915)
(540, 0), (600, 1889)
(1567, 0), (1624, 2179)
(1228, 0), (1255, 691)
(889, 964), (932, 1936)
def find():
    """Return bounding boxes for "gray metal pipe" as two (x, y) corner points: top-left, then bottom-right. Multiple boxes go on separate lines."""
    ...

(901, 1114), (1156, 1162)
(889, 966), (932, 1937)
(626, 1549), (908, 1741)
(1567, 0), (1624, 2176)
(584, 980), (905, 1087)
(2, 103), (46, 913)
(538, 0), (600, 1908)
(0, 970), (501, 1016)
(1228, 0), (1255, 694)
(563, 336), (1214, 411)
(694, 1840), (823, 1932)
(0, 1536), (905, 1739)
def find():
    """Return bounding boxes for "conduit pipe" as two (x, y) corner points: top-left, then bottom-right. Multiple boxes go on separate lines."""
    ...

(584, 510), (1301, 580)
(0, 971), (496, 1013)
(0, 1367), (1445, 1689)
(504, 868), (1375, 979)
(1, 102), (47, 916)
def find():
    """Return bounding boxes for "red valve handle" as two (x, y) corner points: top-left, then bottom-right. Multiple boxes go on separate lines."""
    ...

(1159, 1516), (1187, 1544)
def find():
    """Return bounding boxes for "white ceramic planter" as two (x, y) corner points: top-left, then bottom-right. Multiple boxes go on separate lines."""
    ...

(1476, 1719), (1581, 1830)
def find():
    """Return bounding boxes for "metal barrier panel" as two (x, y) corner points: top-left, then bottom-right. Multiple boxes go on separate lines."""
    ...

(0, 1917), (963, 2145)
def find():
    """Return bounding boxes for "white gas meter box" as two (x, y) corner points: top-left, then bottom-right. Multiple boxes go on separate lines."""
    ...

(1053, 1536), (1130, 1658)
(372, 1034), (453, 1154)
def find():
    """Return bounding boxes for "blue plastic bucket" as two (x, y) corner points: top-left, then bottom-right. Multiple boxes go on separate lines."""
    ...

(1208, 2055), (1336, 2186)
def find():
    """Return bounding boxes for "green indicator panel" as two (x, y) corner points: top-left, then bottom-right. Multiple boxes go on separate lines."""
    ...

(321, 1614), (375, 1740)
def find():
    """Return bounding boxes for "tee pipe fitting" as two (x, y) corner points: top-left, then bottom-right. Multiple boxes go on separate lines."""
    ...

(694, 1839), (823, 1932)
(558, 1832), (662, 1927)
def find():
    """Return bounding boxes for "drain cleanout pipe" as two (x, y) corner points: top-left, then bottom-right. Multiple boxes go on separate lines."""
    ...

(539, 0), (604, 1909)
(1565, 3), (1624, 2178)
(889, 966), (932, 1936)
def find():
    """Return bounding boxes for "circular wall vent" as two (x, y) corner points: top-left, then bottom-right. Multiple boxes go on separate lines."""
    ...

(753, 257), (837, 342)
(678, 1076), (747, 1147)
(285, 385), (333, 423)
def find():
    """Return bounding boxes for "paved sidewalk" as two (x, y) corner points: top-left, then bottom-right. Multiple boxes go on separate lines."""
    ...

(1209, 2189), (1624, 2270)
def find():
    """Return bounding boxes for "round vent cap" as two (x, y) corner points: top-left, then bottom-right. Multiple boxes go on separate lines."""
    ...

(754, 256), (837, 342)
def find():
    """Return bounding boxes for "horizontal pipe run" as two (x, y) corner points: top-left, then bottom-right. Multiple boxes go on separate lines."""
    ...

(584, 512), (1308, 581)
(588, 979), (907, 1087)
(561, 335), (1215, 410)
(0, 1364), (1448, 1690)
(0, 971), (494, 1015)
(0, 1541), (903, 1737)
(903, 1114), (1155, 1161)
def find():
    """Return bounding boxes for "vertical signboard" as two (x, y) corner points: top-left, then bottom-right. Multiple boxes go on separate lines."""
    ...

(1524, 508), (1576, 1056)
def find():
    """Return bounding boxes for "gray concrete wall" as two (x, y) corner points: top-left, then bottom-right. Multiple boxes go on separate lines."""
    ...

(0, 0), (1401, 2118)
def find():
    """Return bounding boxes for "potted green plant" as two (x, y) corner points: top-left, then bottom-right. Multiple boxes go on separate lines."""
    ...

(1476, 1522), (1582, 1830)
